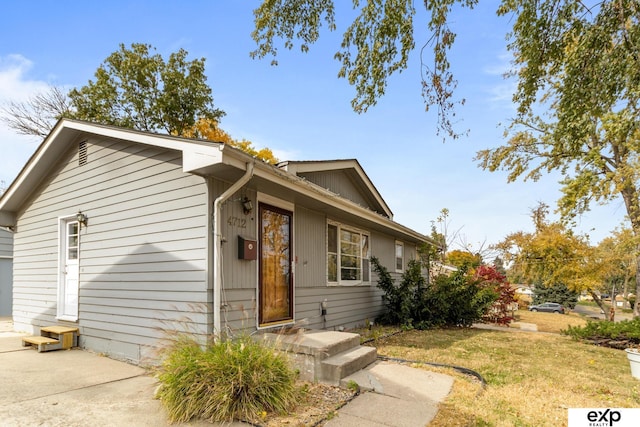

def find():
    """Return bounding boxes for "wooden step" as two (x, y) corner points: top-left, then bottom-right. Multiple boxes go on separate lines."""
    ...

(22, 336), (61, 353)
(40, 326), (79, 349)
(41, 326), (78, 334)
(21, 325), (80, 353)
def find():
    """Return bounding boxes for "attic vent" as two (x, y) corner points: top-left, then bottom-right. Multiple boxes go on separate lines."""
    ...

(78, 141), (88, 166)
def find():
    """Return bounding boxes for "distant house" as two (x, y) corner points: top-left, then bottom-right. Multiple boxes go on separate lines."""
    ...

(0, 119), (434, 363)
(514, 284), (534, 303)
(429, 262), (457, 279)
(0, 227), (12, 316)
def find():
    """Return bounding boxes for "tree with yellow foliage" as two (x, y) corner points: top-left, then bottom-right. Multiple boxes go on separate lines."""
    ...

(494, 203), (606, 309)
(183, 118), (278, 165)
(446, 250), (481, 270)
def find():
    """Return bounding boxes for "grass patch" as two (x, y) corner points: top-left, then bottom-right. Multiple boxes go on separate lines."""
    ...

(577, 300), (600, 307)
(349, 324), (403, 344)
(371, 327), (640, 426)
(514, 310), (588, 333)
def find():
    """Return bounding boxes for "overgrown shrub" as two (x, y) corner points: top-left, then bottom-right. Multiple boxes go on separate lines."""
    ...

(475, 265), (516, 325)
(156, 334), (300, 423)
(372, 256), (424, 325)
(371, 257), (500, 329)
(563, 318), (640, 345)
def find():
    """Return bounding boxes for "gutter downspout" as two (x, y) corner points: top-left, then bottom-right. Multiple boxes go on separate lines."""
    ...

(213, 162), (254, 337)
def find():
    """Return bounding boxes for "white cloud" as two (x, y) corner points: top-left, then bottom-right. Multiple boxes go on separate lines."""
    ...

(0, 54), (50, 101)
(0, 54), (49, 186)
(481, 51), (518, 111)
(483, 51), (512, 76)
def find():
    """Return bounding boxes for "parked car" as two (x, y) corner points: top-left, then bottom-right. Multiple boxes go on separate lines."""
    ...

(528, 302), (565, 314)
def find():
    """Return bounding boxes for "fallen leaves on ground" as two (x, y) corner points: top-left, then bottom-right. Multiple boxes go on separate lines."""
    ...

(260, 382), (357, 426)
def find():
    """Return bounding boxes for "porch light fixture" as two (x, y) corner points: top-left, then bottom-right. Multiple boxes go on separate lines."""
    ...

(76, 211), (88, 228)
(241, 197), (253, 215)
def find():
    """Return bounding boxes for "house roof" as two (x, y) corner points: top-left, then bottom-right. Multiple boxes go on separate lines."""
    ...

(0, 119), (434, 245)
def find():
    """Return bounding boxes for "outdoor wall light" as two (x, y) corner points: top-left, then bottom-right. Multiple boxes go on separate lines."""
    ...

(76, 211), (88, 228)
(241, 197), (253, 215)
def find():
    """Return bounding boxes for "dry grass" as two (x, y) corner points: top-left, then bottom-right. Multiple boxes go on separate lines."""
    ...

(370, 318), (640, 426)
(513, 310), (588, 333)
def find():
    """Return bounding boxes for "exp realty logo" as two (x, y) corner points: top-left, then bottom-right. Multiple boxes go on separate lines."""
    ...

(568, 408), (640, 427)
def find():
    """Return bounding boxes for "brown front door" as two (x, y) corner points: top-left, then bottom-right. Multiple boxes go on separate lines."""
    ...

(259, 203), (293, 325)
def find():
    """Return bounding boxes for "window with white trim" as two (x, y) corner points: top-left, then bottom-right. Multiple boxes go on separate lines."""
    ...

(395, 241), (404, 272)
(327, 221), (370, 285)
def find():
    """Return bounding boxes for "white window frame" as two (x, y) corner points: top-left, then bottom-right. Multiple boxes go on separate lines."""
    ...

(327, 220), (371, 286)
(395, 241), (404, 273)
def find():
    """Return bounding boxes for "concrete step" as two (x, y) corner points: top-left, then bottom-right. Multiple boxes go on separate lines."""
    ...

(263, 330), (362, 359)
(259, 330), (373, 383)
(320, 345), (378, 385)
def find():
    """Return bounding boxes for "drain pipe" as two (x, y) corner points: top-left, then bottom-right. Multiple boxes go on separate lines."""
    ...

(213, 161), (254, 337)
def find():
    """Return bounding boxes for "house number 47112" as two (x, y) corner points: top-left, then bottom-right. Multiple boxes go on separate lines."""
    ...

(227, 216), (247, 229)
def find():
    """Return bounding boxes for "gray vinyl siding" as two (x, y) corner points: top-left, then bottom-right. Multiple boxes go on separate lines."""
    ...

(291, 215), (415, 331)
(294, 207), (326, 288)
(218, 288), (258, 334)
(12, 137), (209, 363)
(210, 180), (260, 335)
(295, 286), (385, 330)
(213, 195), (414, 333)
(0, 228), (12, 257)
(217, 181), (258, 291)
(299, 170), (371, 209)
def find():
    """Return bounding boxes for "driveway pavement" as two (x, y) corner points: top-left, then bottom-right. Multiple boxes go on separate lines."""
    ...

(1, 319), (453, 426)
(571, 304), (634, 321)
(0, 323), (245, 427)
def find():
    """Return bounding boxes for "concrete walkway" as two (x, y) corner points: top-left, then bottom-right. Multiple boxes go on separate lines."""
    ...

(329, 362), (454, 427)
(0, 319), (453, 426)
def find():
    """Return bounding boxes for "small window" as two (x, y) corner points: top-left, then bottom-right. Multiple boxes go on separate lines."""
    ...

(395, 241), (404, 272)
(327, 221), (370, 285)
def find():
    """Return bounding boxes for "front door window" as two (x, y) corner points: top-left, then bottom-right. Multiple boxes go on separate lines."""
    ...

(259, 204), (293, 325)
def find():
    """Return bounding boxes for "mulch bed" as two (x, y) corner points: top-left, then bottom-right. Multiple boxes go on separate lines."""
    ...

(586, 337), (640, 350)
(258, 382), (357, 427)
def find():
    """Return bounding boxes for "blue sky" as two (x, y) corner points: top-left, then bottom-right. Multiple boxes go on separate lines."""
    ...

(0, 1), (628, 252)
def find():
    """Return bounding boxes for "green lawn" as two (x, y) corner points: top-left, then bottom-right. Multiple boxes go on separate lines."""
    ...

(366, 316), (640, 426)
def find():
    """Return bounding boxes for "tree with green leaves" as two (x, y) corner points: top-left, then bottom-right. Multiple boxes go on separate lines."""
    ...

(0, 44), (280, 164)
(251, 0), (476, 139)
(68, 43), (225, 136)
(1, 44), (225, 138)
(532, 283), (578, 310)
(251, 3), (640, 318)
(475, 1), (640, 317)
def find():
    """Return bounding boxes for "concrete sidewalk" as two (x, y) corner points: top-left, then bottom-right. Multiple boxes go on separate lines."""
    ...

(1, 319), (452, 426)
(328, 361), (454, 426)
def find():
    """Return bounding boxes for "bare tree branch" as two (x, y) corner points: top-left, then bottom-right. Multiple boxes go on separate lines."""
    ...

(0, 85), (71, 137)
